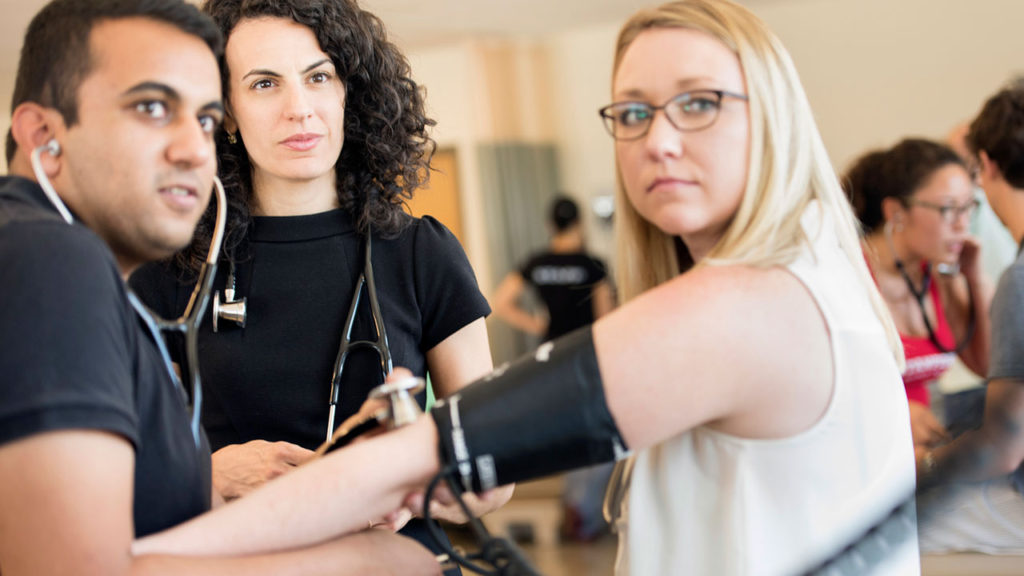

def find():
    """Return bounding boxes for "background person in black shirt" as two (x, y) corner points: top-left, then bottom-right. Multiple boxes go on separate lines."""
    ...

(493, 195), (615, 342)
(492, 195), (616, 540)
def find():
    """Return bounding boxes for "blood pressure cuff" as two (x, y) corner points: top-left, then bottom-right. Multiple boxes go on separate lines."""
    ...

(430, 326), (628, 493)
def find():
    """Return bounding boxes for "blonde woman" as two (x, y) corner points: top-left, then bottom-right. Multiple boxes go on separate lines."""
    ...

(134, 0), (919, 574)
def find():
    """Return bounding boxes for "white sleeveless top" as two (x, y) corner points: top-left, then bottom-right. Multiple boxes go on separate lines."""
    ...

(619, 203), (920, 575)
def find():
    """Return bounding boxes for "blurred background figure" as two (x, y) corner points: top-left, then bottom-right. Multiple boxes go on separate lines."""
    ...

(935, 122), (1019, 436)
(917, 86), (1024, 555)
(845, 138), (992, 460)
(493, 195), (615, 342)
(946, 122), (1017, 284)
(492, 194), (615, 541)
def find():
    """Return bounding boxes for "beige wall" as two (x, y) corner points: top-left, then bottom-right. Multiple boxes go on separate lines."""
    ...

(758, 0), (1024, 171)
(407, 39), (559, 293)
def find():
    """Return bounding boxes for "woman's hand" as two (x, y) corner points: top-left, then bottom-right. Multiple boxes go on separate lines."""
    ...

(212, 440), (315, 501)
(957, 235), (983, 282)
(908, 400), (950, 449)
(401, 484), (515, 525)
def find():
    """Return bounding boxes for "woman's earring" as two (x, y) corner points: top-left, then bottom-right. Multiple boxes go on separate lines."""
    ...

(227, 132), (238, 145)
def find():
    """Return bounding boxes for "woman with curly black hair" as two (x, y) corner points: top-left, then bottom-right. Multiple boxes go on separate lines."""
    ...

(845, 139), (992, 460)
(129, 0), (507, 563)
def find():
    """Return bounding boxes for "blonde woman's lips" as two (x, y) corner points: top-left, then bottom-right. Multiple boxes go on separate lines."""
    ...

(647, 177), (697, 193)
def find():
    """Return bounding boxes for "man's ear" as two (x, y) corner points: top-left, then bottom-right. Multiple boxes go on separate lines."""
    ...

(978, 150), (1003, 184)
(9, 102), (64, 177)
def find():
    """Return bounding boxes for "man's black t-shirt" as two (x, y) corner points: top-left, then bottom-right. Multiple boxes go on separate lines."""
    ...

(0, 176), (211, 537)
(520, 251), (608, 340)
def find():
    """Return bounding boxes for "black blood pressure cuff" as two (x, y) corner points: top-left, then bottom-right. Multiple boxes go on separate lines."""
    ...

(430, 326), (628, 493)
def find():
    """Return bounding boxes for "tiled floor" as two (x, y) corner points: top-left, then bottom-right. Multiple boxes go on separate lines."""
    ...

(449, 528), (1024, 575)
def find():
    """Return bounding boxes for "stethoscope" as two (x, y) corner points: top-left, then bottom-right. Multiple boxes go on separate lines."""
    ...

(31, 139), (228, 449)
(208, 226), (397, 442)
(884, 221), (975, 354)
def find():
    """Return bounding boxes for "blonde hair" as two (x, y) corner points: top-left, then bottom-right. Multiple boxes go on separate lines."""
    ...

(610, 0), (903, 366)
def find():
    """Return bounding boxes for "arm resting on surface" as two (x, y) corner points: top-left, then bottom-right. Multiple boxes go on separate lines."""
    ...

(926, 378), (1024, 486)
(0, 430), (439, 576)
(133, 420), (441, 558)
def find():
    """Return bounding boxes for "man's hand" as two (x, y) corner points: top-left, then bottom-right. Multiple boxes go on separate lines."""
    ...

(212, 440), (314, 501)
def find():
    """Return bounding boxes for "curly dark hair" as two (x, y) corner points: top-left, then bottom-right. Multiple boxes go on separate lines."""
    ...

(844, 138), (965, 234)
(967, 88), (1024, 190)
(176, 0), (435, 273)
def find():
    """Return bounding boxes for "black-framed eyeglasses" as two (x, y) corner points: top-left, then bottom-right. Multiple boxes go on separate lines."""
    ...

(904, 197), (980, 224)
(598, 89), (748, 141)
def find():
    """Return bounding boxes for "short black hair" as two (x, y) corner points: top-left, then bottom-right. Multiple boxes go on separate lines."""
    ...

(844, 138), (965, 233)
(5, 0), (223, 164)
(967, 88), (1024, 189)
(550, 196), (579, 232)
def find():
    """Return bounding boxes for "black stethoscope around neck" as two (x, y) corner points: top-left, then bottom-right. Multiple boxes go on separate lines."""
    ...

(885, 221), (975, 354)
(211, 228), (394, 442)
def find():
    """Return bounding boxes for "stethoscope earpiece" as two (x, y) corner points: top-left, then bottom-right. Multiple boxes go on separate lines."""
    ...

(44, 138), (61, 157)
(30, 138), (73, 224)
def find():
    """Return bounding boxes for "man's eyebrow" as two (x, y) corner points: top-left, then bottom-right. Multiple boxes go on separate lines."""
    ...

(122, 81), (180, 101)
(200, 101), (226, 116)
(123, 81), (224, 116)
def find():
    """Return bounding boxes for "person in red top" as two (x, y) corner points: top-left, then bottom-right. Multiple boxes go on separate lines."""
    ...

(846, 138), (993, 459)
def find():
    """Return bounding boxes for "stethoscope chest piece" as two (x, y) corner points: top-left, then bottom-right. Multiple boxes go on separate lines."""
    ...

(213, 264), (247, 333)
(213, 289), (246, 332)
(369, 375), (425, 429)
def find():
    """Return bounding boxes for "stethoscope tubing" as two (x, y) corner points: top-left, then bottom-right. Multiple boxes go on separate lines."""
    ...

(885, 221), (975, 354)
(325, 230), (394, 441)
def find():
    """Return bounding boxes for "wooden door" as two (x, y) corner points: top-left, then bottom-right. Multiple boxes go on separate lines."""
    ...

(405, 148), (464, 243)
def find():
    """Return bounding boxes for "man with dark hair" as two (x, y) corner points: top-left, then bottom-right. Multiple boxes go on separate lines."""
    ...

(0, 0), (439, 573)
(918, 87), (1024, 553)
(4, 0), (223, 165)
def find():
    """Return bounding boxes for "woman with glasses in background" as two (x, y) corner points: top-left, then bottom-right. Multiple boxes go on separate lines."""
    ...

(135, 0), (920, 573)
(845, 139), (992, 464)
